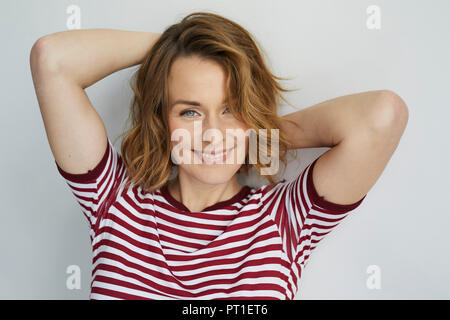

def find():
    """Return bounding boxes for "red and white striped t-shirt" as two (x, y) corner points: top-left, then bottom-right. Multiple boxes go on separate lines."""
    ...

(55, 137), (366, 300)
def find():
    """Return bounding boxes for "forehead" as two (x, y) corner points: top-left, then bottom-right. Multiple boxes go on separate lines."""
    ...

(168, 56), (228, 105)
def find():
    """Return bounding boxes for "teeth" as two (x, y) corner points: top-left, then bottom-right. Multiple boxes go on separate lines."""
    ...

(194, 149), (230, 159)
(202, 151), (224, 158)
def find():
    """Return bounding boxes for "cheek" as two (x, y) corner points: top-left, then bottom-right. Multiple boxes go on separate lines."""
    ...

(169, 124), (195, 151)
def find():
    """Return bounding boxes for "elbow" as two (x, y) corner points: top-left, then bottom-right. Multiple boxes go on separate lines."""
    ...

(30, 35), (61, 75)
(369, 90), (409, 133)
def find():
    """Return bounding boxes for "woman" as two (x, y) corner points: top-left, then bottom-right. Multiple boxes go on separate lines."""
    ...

(30, 12), (408, 299)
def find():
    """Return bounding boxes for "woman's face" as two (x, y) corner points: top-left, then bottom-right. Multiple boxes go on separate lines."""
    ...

(167, 55), (249, 185)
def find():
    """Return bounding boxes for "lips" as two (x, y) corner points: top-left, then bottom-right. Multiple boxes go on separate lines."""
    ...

(192, 147), (234, 160)
(192, 147), (234, 155)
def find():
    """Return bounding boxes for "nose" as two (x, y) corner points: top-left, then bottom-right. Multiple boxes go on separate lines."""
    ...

(200, 114), (229, 149)
(203, 112), (221, 129)
(202, 114), (227, 135)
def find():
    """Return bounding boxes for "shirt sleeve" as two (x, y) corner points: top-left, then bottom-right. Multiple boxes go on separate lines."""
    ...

(54, 137), (126, 236)
(261, 156), (366, 266)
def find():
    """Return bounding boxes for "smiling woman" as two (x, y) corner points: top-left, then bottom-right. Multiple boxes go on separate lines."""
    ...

(32, 11), (385, 300)
(165, 55), (253, 207)
(120, 12), (300, 196)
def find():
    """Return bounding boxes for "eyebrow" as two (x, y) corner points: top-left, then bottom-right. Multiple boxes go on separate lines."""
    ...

(170, 99), (228, 108)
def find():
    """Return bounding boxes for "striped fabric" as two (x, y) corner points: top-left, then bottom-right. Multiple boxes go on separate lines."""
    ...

(55, 137), (366, 300)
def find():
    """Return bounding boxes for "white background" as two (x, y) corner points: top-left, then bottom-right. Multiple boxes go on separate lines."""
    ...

(1, 0), (448, 299)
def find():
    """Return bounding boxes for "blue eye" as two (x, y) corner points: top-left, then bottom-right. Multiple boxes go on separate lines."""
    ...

(180, 108), (232, 117)
(180, 110), (199, 117)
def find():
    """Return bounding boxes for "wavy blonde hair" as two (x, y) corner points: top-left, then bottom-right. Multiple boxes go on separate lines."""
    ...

(117, 11), (301, 193)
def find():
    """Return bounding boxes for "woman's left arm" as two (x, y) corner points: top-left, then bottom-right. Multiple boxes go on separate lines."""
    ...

(279, 89), (409, 205)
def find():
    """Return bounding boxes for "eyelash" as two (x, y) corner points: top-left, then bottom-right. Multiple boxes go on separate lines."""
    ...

(180, 107), (231, 117)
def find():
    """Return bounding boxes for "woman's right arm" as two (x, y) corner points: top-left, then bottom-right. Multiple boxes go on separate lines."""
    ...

(30, 28), (161, 175)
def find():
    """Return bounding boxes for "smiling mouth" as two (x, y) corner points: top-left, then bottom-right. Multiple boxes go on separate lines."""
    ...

(192, 147), (235, 160)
